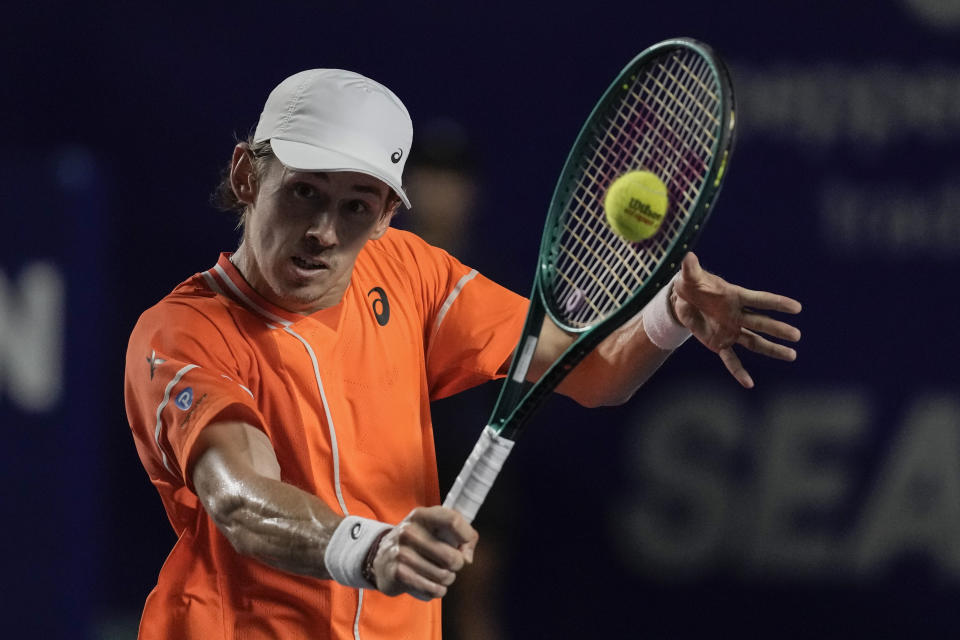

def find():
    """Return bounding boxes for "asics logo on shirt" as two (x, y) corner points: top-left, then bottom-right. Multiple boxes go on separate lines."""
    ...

(391, 148), (403, 163)
(367, 287), (390, 326)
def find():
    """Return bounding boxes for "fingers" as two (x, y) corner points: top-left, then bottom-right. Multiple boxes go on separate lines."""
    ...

(719, 347), (753, 389)
(679, 252), (704, 283)
(394, 521), (464, 576)
(679, 253), (801, 317)
(675, 255), (802, 387)
(380, 533), (457, 595)
(739, 287), (802, 314)
(373, 506), (477, 601)
(740, 312), (802, 344)
(418, 506), (479, 557)
(737, 327), (797, 361)
(717, 326), (797, 388)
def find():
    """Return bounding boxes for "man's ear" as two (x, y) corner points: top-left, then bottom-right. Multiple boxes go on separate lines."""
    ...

(230, 143), (258, 206)
(370, 199), (399, 240)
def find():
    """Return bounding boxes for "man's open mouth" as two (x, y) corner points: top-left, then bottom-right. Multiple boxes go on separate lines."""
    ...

(291, 256), (327, 271)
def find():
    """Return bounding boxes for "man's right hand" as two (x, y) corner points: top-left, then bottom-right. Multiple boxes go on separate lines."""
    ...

(370, 506), (478, 601)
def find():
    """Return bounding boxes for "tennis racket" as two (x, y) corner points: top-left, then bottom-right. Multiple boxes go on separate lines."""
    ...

(443, 37), (737, 522)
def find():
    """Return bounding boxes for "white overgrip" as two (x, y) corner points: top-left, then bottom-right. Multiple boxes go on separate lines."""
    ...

(442, 426), (515, 523)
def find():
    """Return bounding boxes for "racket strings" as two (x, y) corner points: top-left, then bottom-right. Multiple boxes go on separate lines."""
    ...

(634, 55), (717, 258)
(557, 60), (707, 313)
(549, 49), (721, 328)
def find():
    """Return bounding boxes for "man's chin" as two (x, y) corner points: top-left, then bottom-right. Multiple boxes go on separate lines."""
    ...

(269, 264), (347, 312)
(277, 280), (342, 313)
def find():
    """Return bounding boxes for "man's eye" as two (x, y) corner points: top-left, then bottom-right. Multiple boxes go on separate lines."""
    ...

(346, 200), (370, 214)
(293, 183), (315, 198)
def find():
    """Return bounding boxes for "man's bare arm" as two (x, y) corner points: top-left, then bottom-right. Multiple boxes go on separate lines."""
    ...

(517, 251), (802, 407)
(190, 420), (477, 598)
(190, 421), (340, 577)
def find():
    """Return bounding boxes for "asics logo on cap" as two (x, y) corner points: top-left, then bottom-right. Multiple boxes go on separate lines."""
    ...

(391, 148), (403, 164)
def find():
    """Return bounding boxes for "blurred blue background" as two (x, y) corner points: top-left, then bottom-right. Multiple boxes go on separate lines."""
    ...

(3, 1), (960, 637)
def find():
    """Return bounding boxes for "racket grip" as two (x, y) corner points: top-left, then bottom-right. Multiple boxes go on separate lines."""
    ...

(442, 426), (515, 523)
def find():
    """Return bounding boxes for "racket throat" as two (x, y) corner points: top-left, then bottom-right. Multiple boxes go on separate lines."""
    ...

(510, 335), (539, 383)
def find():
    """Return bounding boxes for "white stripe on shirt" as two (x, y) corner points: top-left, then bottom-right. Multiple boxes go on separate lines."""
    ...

(154, 364), (199, 477)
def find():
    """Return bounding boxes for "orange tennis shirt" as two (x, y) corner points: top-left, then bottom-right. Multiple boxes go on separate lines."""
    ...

(124, 228), (527, 639)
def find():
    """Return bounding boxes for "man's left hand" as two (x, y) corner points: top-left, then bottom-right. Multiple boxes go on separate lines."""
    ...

(671, 252), (802, 388)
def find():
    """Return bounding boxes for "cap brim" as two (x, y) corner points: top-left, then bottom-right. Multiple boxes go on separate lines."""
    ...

(270, 138), (411, 209)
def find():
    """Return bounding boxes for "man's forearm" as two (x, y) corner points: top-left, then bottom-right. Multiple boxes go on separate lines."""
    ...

(554, 308), (673, 407)
(193, 441), (343, 579)
(526, 308), (675, 408)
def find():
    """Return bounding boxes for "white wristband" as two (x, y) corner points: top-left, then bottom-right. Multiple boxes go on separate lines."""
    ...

(642, 274), (692, 351)
(324, 516), (392, 589)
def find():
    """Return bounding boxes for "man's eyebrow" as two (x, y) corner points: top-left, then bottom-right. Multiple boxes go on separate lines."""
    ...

(307, 172), (384, 196)
(351, 184), (385, 196)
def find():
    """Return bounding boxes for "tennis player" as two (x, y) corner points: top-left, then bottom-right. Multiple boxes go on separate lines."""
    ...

(124, 69), (801, 639)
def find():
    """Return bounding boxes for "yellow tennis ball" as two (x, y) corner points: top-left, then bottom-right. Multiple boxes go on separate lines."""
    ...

(603, 170), (669, 241)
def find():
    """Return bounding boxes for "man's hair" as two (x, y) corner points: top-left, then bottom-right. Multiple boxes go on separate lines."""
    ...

(211, 134), (402, 228)
(211, 135), (275, 228)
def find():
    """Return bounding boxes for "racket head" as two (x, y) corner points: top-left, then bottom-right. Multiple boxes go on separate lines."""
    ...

(537, 37), (736, 333)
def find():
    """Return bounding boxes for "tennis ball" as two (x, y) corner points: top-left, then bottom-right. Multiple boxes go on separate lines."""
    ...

(603, 170), (668, 241)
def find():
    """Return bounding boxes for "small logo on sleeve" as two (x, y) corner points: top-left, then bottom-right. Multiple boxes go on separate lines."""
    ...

(179, 392), (207, 430)
(146, 350), (166, 380)
(174, 387), (194, 411)
(391, 148), (403, 164)
(367, 287), (390, 326)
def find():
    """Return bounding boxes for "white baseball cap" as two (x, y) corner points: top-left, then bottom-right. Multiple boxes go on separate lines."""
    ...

(254, 69), (413, 208)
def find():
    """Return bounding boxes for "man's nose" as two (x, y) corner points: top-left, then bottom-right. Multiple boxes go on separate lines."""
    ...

(305, 212), (338, 247)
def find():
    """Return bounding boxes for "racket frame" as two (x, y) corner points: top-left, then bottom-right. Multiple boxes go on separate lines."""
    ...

(490, 37), (736, 440)
(443, 37), (736, 522)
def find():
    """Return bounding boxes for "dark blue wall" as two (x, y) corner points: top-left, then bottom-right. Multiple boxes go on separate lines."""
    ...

(3, 2), (959, 637)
